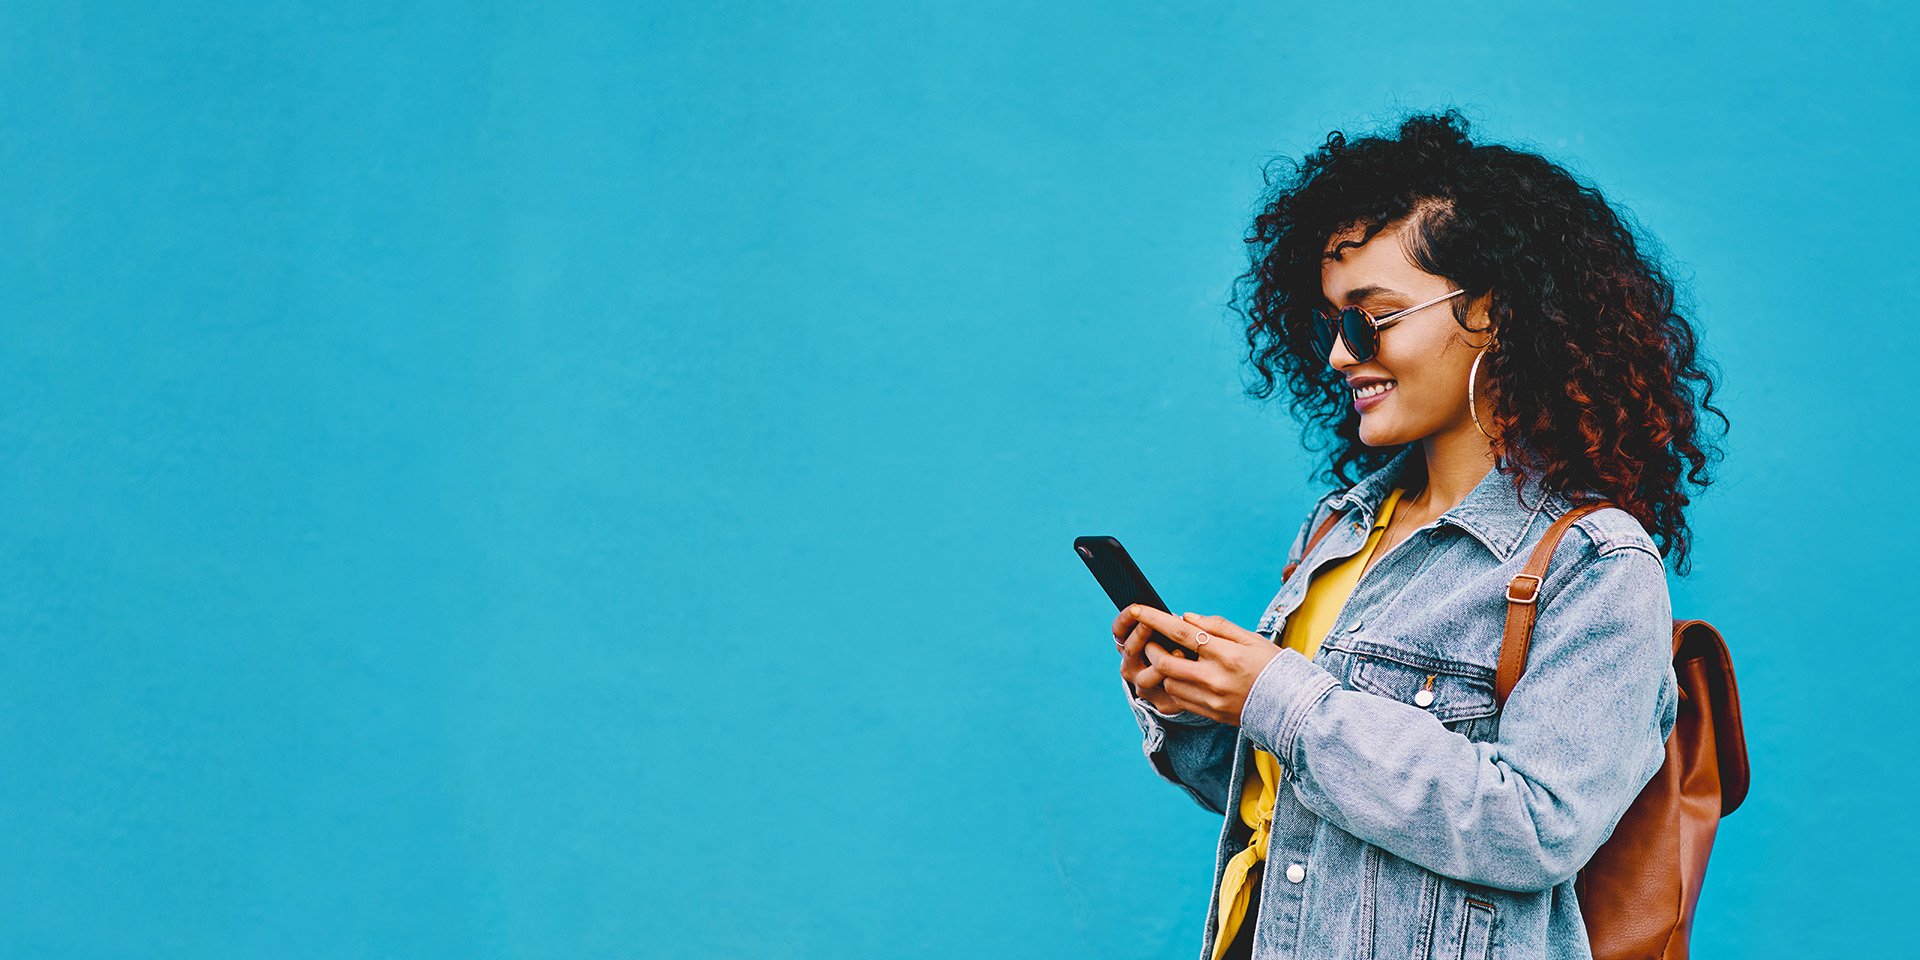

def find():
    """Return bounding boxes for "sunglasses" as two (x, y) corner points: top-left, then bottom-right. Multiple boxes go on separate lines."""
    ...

(1307, 288), (1468, 363)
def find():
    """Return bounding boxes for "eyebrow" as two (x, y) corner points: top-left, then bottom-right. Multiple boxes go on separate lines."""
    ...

(1335, 284), (1408, 307)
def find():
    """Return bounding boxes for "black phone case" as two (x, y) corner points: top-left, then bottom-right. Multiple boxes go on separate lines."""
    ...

(1073, 535), (1198, 661)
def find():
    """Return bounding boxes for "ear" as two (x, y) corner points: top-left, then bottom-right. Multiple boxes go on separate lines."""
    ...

(1473, 290), (1500, 342)
(1466, 307), (1498, 348)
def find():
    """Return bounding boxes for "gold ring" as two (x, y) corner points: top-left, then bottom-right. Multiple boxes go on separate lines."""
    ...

(1193, 631), (1211, 646)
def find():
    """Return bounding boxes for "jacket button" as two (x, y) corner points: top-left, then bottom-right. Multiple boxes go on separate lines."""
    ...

(1285, 863), (1306, 883)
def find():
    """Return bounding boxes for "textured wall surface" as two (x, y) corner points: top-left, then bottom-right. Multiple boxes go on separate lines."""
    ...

(1, 2), (1910, 957)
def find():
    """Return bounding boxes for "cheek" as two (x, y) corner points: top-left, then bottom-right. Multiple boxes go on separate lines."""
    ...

(1381, 344), (1472, 407)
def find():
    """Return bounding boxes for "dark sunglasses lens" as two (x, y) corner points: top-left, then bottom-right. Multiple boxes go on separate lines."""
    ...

(1340, 308), (1377, 361)
(1309, 313), (1338, 358)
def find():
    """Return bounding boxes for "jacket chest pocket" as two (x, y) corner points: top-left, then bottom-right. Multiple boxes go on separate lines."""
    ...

(1346, 652), (1499, 738)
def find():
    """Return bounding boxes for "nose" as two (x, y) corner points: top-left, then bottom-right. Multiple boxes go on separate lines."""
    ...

(1325, 323), (1359, 371)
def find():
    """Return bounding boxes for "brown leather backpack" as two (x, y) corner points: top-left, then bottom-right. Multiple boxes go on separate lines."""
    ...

(1293, 499), (1750, 959)
(1496, 500), (1749, 960)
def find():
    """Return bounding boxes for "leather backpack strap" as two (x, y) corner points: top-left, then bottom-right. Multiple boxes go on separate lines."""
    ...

(1492, 500), (1617, 707)
(1281, 507), (1348, 582)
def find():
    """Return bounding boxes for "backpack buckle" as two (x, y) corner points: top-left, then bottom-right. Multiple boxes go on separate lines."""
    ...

(1506, 574), (1543, 605)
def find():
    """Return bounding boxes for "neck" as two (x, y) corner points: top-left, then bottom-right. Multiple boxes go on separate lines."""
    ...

(1403, 424), (1498, 517)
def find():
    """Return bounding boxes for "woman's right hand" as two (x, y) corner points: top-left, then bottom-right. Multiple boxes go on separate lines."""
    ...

(1113, 609), (1190, 716)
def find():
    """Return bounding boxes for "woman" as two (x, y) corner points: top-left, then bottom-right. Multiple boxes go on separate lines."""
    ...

(1111, 110), (1726, 960)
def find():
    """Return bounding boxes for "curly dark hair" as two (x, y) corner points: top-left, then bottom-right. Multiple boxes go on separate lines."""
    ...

(1230, 108), (1727, 575)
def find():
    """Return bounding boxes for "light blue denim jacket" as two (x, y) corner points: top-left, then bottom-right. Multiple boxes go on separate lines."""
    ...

(1125, 446), (1679, 960)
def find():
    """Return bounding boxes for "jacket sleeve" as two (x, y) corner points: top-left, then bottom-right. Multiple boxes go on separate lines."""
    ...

(1123, 489), (1342, 816)
(1237, 541), (1680, 892)
(1125, 678), (1237, 814)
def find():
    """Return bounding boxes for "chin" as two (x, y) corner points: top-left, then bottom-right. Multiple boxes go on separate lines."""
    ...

(1355, 419), (1405, 448)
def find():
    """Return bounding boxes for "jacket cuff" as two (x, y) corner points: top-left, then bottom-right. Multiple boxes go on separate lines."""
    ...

(1135, 694), (1217, 726)
(1122, 676), (1168, 757)
(1240, 648), (1339, 761)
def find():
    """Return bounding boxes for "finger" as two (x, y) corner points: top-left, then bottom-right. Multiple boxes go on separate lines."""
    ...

(1119, 621), (1150, 659)
(1141, 639), (1203, 686)
(1128, 620), (1153, 642)
(1134, 639), (1172, 689)
(1181, 612), (1263, 645)
(1155, 643), (1204, 683)
(1133, 659), (1163, 690)
(1128, 605), (1182, 639)
(1121, 626), (1161, 684)
(1129, 606), (1212, 658)
(1161, 675), (1210, 714)
(1146, 688), (1190, 715)
(1112, 604), (1146, 640)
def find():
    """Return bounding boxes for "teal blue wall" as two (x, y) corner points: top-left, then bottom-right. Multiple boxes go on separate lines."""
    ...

(2, 2), (1910, 956)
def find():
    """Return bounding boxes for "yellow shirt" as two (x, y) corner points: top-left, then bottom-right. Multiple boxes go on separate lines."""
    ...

(1211, 485), (1407, 959)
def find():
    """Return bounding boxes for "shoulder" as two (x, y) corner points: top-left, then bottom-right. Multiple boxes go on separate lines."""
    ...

(1549, 498), (1663, 563)
(1529, 496), (1669, 611)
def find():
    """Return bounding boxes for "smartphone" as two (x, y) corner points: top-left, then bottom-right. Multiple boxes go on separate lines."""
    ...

(1074, 535), (1199, 662)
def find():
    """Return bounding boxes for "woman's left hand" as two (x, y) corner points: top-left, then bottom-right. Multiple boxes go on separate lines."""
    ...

(1117, 605), (1282, 727)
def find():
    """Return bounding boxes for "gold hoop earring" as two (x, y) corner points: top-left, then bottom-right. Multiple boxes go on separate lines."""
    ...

(1468, 348), (1497, 440)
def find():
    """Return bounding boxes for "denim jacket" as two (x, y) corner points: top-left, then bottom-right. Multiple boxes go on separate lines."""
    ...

(1125, 446), (1679, 960)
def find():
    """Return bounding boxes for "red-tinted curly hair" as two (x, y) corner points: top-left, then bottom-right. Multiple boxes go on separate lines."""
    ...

(1230, 108), (1728, 575)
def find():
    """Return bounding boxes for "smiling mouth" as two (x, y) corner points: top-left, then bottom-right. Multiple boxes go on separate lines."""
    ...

(1354, 380), (1396, 400)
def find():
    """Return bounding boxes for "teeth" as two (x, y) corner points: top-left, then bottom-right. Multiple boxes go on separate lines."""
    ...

(1355, 380), (1395, 399)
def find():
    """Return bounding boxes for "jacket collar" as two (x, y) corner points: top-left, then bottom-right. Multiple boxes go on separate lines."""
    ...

(1322, 446), (1563, 563)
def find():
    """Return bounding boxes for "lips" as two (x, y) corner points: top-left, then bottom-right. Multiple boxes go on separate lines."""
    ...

(1352, 379), (1395, 411)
